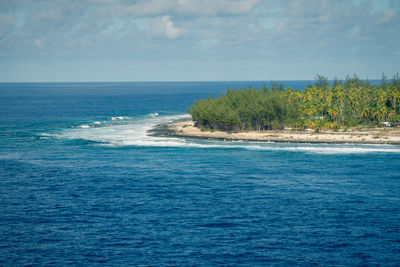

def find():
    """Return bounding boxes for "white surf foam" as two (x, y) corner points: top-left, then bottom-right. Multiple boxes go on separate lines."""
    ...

(111, 116), (131, 121)
(51, 114), (190, 147)
(245, 144), (400, 154)
(44, 114), (400, 154)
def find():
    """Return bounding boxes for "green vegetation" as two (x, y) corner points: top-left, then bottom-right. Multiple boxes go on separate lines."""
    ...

(189, 74), (400, 132)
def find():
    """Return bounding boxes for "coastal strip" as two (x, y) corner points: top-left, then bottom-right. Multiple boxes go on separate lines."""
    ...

(153, 119), (400, 145)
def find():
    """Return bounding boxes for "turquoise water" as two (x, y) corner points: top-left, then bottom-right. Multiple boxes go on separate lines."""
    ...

(1, 82), (400, 265)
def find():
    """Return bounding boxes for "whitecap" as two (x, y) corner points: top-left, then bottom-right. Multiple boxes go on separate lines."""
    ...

(111, 116), (131, 121)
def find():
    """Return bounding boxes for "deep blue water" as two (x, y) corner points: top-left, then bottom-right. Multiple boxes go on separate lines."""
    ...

(1, 81), (400, 266)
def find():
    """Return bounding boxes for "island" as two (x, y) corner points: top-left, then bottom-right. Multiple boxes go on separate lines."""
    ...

(156, 74), (400, 144)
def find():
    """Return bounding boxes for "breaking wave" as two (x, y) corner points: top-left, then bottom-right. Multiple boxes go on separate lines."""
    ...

(41, 114), (400, 154)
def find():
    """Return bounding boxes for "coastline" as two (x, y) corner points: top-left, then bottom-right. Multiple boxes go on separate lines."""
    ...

(155, 119), (400, 145)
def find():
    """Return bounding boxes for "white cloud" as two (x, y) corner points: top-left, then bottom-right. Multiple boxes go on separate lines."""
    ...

(113, 0), (260, 17)
(0, 0), (399, 81)
(151, 15), (183, 39)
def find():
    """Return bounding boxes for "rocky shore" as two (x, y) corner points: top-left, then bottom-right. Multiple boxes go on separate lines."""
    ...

(153, 119), (400, 144)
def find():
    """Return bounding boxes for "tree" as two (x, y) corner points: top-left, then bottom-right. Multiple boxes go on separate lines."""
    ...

(188, 74), (400, 132)
(314, 75), (329, 88)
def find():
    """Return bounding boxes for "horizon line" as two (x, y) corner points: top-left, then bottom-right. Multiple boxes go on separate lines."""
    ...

(0, 78), (386, 84)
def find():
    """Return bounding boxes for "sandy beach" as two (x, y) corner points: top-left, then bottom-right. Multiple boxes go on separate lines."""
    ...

(162, 119), (400, 144)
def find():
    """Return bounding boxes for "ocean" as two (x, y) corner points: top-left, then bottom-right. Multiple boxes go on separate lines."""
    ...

(1, 81), (399, 266)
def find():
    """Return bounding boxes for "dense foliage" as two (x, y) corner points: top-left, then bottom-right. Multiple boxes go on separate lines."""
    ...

(189, 74), (400, 131)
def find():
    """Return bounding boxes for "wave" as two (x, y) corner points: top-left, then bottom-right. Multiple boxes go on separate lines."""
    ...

(111, 116), (131, 121)
(75, 116), (134, 129)
(41, 114), (400, 154)
(245, 144), (400, 154)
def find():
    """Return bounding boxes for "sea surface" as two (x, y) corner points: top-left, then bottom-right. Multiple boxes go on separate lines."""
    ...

(0, 81), (399, 266)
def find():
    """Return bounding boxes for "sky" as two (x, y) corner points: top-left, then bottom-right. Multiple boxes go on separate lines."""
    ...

(0, 0), (399, 82)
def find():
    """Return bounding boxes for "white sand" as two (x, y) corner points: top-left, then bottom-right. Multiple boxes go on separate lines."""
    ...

(169, 120), (400, 144)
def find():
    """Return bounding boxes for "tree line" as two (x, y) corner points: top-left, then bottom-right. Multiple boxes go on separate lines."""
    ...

(188, 74), (400, 132)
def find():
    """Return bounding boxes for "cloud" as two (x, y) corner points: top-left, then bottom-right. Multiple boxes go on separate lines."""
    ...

(173, 0), (260, 16)
(390, 0), (400, 9)
(0, 0), (31, 12)
(151, 15), (183, 39)
(87, 0), (118, 2)
(0, 0), (398, 81)
(0, 14), (14, 38)
(112, 0), (260, 17)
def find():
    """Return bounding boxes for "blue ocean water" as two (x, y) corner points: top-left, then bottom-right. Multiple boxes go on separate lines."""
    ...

(0, 81), (399, 266)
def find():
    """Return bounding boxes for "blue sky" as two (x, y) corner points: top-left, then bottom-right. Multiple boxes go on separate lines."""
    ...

(0, 0), (399, 82)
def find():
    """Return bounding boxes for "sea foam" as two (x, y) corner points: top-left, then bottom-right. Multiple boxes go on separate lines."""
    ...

(44, 114), (400, 154)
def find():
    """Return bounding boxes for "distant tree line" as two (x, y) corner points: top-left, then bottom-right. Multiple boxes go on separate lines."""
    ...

(189, 74), (400, 131)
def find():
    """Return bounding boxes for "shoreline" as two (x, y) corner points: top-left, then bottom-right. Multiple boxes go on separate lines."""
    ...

(153, 119), (400, 145)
